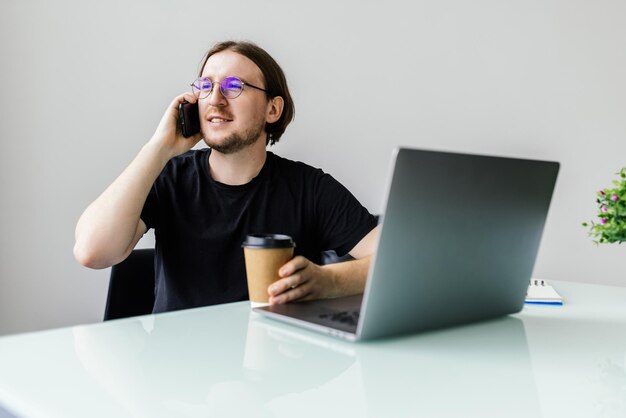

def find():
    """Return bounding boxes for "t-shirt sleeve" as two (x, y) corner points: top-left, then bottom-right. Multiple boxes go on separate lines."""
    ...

(140, 184), (158, 231)
(313, 173), (377, 257)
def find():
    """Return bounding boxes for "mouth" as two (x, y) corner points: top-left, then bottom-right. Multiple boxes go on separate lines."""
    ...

(207, 115), (233, 124)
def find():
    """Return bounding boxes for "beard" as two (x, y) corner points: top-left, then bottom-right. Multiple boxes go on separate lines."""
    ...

(202, 120), (265, 155)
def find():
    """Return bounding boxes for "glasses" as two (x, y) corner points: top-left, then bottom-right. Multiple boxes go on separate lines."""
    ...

(190, 76), (267, 99)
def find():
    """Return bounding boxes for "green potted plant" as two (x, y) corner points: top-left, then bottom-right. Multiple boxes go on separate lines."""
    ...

(583, 168), (626, 244)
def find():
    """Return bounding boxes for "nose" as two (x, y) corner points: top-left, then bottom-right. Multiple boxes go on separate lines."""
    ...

(206, 82), (227, 106)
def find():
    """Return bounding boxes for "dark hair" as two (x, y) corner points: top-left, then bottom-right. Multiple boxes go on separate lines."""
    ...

(198, 41), (295, 145)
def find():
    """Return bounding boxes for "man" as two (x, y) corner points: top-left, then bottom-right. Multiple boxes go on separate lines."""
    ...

(74, 40), (379, 312)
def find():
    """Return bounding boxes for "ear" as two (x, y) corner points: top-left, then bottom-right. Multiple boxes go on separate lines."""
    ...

(265, 96), (284, 124)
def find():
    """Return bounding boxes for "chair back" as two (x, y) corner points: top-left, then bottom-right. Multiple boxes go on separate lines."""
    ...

(104, 248), (155, 320)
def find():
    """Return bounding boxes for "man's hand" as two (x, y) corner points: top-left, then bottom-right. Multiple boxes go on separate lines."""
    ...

(148, 93), (204, 162)
(268, 256), (335, 305)
(267, 227), (380, 305)
(268, 255), (372, 305)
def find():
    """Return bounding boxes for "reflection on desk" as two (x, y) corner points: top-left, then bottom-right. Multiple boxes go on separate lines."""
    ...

(0, 281), (624, 418)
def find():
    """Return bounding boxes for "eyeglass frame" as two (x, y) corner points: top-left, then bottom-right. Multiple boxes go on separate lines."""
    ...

(190, 76), (268, 100)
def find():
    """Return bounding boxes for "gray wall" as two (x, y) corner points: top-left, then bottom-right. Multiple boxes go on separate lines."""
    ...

(1, 0), (625, 335)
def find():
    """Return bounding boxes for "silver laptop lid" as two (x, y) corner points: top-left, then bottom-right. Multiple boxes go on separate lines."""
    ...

(357, 147), (559, 340)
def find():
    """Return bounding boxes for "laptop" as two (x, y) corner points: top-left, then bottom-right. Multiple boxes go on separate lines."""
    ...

(254, 147), (560, 341)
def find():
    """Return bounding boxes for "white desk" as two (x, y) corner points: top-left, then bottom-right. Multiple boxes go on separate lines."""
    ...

(0, 281), (624, 418)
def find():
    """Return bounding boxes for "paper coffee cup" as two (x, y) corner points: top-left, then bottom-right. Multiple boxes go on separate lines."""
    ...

(242, 234), (295, 307)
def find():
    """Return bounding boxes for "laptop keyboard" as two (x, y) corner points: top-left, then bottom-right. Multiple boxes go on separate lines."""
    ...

(319, 311), (360, 327)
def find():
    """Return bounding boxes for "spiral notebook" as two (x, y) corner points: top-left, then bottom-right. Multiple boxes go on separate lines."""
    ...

(525, 279), (563, 305)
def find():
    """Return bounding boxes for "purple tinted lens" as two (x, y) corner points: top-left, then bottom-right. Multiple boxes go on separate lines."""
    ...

(191, 81), (200, 94)
(192, 77), (211, 97)
(200, 78), (212, 95)
(221, 77), (243, 98)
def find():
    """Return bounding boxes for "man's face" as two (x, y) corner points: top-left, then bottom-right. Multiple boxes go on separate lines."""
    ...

(198, 50), (270, 154)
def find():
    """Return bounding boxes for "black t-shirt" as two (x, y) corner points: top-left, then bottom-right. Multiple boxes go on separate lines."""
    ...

(141, 149), (377, 313)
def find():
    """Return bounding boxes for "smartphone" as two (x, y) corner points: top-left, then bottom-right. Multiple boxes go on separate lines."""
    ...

(178, 101), (201, 138)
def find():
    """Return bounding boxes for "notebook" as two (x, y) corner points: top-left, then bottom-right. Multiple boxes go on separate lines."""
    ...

(525, 279), (563, 305)
(254, 147), (560, 341)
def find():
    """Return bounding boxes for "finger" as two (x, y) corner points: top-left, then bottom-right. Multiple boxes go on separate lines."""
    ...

(168, 93), (197, 114)
(269, 283), (312, 305)
(180, 92), (197, 104)
(278, 256), (308, 278)
(268, 273), (306, 296)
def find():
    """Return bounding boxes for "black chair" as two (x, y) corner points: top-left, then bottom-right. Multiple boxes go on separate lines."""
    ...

(103, 248), (156, 320)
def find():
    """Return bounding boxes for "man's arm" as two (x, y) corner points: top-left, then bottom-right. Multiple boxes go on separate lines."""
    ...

(268, 225), (380, 304)
(73, 93), (203, 269)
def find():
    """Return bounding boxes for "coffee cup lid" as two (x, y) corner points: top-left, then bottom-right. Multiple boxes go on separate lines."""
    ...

(242, 234), (295, 249)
